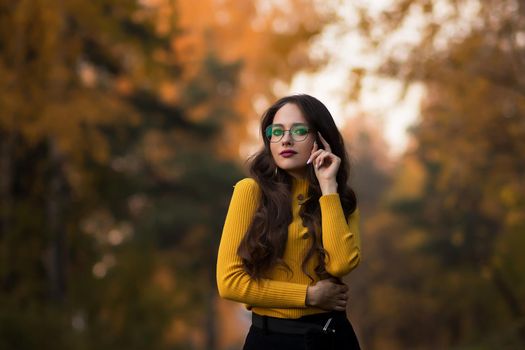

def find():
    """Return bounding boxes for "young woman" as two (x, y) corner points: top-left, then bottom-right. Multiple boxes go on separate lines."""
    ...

(217, 94), (361, 349)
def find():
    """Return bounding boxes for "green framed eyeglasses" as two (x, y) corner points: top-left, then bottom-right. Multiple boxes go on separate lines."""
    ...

(265, 124), (311, 143)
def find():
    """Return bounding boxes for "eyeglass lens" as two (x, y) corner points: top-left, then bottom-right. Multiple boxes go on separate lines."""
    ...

(265, 124), (310, 142)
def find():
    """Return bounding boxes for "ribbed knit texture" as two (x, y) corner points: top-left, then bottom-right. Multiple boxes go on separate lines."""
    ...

(216, 177), (361, 319)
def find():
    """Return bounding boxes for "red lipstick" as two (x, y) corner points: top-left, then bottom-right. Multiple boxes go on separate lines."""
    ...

(279, 150), (297, 158)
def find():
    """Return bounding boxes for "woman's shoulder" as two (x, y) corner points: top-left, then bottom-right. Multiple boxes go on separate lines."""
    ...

(233, 177), (261, 194)
(235, 177), (257, 187)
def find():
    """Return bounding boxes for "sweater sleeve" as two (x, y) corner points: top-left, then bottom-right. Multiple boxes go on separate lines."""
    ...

(319, 194), (361, 277)
(216, 178), (308, 308)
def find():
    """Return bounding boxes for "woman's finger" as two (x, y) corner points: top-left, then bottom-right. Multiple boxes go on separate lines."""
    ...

(307, 149), (324, 165)
(315, 155), (324, 170)
(318, 132), (332, 153)
(334, 305), (345, 311)
(316, 152), (331, 169)
(318, 153), (341, 170)
(307, 143), (320, 164)
(311, 141), (318, 154)
(310, 149), (324, 159)
(336, 299), (347, 307)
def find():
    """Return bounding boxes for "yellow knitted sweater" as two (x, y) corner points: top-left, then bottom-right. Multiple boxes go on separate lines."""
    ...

(216, 177), (361, 319)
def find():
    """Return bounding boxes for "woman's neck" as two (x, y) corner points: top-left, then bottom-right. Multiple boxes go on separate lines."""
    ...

(286, 168), (308, 180)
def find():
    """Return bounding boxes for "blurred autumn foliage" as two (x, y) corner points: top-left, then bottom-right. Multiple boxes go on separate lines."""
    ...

(0, 1), (329, 349)
(346, 0), (525, 349)
(1, 0), (524, 349)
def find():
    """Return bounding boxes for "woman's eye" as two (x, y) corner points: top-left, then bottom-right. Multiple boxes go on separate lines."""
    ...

(272, 129), (284, 136)
(293, 127), (308, 135)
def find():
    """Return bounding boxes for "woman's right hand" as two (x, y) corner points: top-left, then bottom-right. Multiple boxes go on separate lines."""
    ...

(305, 278), (348, 311)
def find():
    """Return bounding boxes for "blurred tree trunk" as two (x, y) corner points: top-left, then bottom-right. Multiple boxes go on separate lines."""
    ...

(0, 129), (14, 289)
(491, 267), (525, 342)
(46, 138), (67, 302)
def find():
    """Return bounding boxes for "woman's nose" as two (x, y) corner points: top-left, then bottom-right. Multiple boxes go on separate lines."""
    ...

(281, 131), (293, 144)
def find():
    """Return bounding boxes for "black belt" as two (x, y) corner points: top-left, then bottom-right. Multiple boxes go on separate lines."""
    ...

(252, 313), (336, 336)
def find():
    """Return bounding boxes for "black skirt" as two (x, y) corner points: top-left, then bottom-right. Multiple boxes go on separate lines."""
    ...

(243, 311), (360, 350)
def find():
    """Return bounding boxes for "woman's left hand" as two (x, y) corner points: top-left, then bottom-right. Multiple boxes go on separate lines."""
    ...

(307, 132), (340, 194)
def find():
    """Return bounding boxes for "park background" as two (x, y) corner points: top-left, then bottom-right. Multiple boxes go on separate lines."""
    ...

(1, 0), (524, 349)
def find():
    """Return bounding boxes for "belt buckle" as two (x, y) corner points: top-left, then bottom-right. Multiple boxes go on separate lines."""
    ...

(322, 317), (336, 334)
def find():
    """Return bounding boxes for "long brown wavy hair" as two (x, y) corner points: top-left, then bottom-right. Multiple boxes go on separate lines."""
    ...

(237, 94), (357, 281)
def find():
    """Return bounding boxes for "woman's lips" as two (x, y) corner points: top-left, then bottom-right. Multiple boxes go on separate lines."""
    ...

(279, 150), (297, 158)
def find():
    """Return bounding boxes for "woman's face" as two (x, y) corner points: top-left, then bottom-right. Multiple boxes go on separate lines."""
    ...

(268, 103), (315, 179)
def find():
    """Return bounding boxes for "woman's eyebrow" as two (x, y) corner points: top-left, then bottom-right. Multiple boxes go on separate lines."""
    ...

(270, 122), (308, 128)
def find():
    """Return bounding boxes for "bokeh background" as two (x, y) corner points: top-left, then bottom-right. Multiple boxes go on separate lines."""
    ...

(1, 0), (524, 349)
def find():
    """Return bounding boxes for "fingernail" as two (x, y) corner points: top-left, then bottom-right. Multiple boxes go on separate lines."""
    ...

(306, 159), (311, 165)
